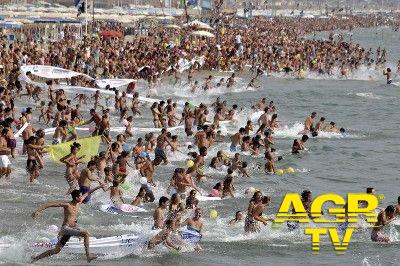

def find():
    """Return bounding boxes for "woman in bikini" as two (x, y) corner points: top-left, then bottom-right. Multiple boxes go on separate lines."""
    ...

(151, 102), (162, 128)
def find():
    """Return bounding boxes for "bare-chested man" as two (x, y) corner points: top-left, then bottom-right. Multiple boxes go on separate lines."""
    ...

(371, 205), (396, 243)
(153, 196), (169, 230)
(230, 128), (246, 152)
(31, 188), (102, 263)
(78, 160), (103, 204)
(52, 120), (68, 144)
(303, 112), (317, 133)
(292, 135), (309, 154)
(258, 107), (270, 126)
(0, 128), (11, 179)
(153, 128), (174, 166)
(213, 108), (224, 128)
(83, 109), (102, 136)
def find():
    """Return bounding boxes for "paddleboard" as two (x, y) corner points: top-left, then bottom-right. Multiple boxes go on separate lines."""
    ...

(100, 204), (147, 214)
(14, 122), (29, 138)
(32, 234), (142, 254)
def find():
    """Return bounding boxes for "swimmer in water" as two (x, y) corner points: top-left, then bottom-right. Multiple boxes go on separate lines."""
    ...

(182, 208), (204, 251)
(229, 211), (244, 225)
(287, 190), (317, 230)
(292, 135), (308, 154)
(246, 78), (260, 90)
(371, 205), (396, 243)
(153, 196), (169, 230)
(303, 112), (317, 133)
(383, 68), (392, 84)
(147, 219), (181, 251)
(230, 128), (246, 152)
(326, 121), (340, 133)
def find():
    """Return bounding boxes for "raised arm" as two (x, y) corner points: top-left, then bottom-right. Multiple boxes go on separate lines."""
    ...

(32, 201), (70, 218)
(80, 185), (103, 203)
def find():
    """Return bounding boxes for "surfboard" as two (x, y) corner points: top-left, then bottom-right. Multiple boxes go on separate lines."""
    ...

(58, 84), (158, 104)
(44, 125), (184, 136)
(179, 229), (202, 244)
(249, 111), (264, 123)
(32, 234), (141, 254)
(100, 204), (147, 214)
(14, 122), (29, 138)
(197, 195), (222, 201)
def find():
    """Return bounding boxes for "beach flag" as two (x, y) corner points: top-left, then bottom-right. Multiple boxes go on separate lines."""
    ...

(48, 136), (101, 164)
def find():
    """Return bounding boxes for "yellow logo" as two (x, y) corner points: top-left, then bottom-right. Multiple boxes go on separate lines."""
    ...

(274, 193), (378, 254)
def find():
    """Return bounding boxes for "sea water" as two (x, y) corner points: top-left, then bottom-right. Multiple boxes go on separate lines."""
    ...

(0, 26), (400, 265)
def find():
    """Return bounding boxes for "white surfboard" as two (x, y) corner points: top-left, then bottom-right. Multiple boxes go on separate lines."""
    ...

(248, 111), (264, 124)
(44, 124), (184, 136)
(14, 122), (29, 138)
(197, 195), (222, 201)
(100, 204), (147, 214)
(32, 234), (142, 254)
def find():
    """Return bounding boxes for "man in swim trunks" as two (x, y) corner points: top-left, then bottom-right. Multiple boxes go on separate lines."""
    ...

(230, 128), (246, 152)
(292, 135), (308, 154)
(108, 180), (124, 206)
(371, 205), (396, 243)
(182, 208), (204, 251)
(52, 120), (67, 144)
(83, 109), (102, 136)
(153, 196), (169, 230)
(31, 188), (103, 263)
(0, 128), (11, 179)
(383, 68), (392, 84)
(193, 147), (207, 182)
(304, 112), (317, 133)
(258, 107), (270, 127)
(78, 160), (104, 204)
(153, 128), (173, 166)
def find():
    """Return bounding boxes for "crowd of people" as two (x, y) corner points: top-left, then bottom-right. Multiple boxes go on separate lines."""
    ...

(0, 14), (399, 263)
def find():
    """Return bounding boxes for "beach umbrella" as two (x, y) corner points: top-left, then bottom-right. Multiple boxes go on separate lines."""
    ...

(191, 30), (215, 38)
(99, 30), (123, 38)
(183, 20), (214, 31)
(165, 24), (181, 30)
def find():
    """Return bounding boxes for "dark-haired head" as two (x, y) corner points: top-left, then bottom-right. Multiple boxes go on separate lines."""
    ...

(71, 190), (81, 201)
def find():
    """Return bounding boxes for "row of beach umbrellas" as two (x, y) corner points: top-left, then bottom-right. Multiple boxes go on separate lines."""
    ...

(165, 19), (215, 38)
